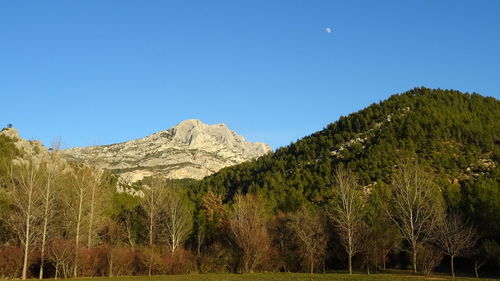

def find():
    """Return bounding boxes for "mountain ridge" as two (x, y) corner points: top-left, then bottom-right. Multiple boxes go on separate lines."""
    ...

(62, 119), (272, 181)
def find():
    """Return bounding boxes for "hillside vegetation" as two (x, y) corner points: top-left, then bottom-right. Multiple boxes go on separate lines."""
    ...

(0, 88), (499, 279)
(195, 87), (500, 235)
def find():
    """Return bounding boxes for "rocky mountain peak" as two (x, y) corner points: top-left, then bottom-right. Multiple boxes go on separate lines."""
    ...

(62, 120), (272, 181)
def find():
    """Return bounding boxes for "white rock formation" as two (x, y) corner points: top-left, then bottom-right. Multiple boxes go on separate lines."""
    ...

(62, 119), (272, 181)
(0, 128), (48, 156)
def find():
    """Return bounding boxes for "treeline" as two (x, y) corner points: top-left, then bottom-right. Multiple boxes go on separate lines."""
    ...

(192, 88), (500, 264)
(0, 138), (497, 279)
(1, 87), (499, 279)
(195, 88), (499, 212)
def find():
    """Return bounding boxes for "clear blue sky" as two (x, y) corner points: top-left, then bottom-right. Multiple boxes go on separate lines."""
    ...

(1, 1), (499, 150)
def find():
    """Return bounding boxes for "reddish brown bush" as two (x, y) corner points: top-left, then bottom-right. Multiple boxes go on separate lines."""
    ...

(161, 248), (196, 274)
(79, 247), (103, 276)
(48, 239), (75, 278)
(110, 246), (136, 276)
(0, 245), (23, 278)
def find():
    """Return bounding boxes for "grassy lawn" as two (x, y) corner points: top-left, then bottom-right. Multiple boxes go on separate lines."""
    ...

(54, 272), (498, 281)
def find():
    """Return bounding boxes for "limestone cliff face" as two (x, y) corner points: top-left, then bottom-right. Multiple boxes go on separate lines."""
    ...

(62, 119), (272, 181)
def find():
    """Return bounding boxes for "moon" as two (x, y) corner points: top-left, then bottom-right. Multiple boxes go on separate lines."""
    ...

(325, 27), (332, 33)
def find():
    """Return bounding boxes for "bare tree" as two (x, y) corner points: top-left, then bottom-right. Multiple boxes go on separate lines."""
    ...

(66, 164), (93, 278)
(471, 239), (499, 278)
(121, 209), (137, 249)
(229, 193), (270, 273)
(49, 239), (75, 279)
(86, 167), (105, 248)
(99, 218), (127, 277)
(288, 205), (327, 274)
(385, 160), (442, 273)
(162, 187), (193, 254)
(6, 157), (43, 279)
(436, 211), (479, 278)
(328, 165), (365, 274)
(141, 177), (168, 246)
(38, 151), (65, 279)
(140, 177), (168, 275)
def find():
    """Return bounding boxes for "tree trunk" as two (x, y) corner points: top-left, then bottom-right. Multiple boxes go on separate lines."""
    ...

(382, 249), (386, 270)
(22, 196), (32, 280)
(348, 228), (353, 274)
(348, 253), (352, 275)
(366, 247), (370, 275)
(148, 252), (153, 276)
(310, 253), (314, 274)
(451, 255), (455, 278)
(171, 233), (176, 254)
(147, 213), (153, 275)
(474, 262), (479, 278)
(149, 213), (154, 246)
(22, 226), (29, 280)
(39, 239), (45, 279)
(125, 218), (134, 249)
(74, 189), (84, 278)
(87, 183), (96, 248)
(109, 251), (113, 277)
(39, 176), (51, 279)
(412, 249), (417, 273)
(196, 231), (202, 256)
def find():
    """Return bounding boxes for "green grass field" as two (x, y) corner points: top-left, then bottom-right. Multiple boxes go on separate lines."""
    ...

(55, 272), (498, 281)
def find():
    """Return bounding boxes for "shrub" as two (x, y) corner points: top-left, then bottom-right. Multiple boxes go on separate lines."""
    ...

(138, 246), (163, 275)
(111, 246), (136, 276)
(48, 239), (75, 278)
(0, 245), (23, 278)
(416, 244), (443, 276)
(162, 248), (196, 274)
(199, 242), (235, 273)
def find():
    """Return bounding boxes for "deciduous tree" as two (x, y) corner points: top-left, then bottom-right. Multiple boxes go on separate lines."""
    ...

(328, 165), (365, 274)
(6, 157), (43, 279)
(140, 177), (168, 275)
(162, 186), (193, 254)
(38, 151), (65, 279)
(385, 160), (442, 273)
(229, 193), (270, 273)
(436, 211), (478, 278)
(288, 205), (327, 274)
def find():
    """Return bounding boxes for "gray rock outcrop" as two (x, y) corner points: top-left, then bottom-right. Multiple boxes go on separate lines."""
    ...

(0, 128), (48, 156)
(62, 119), (272, 181)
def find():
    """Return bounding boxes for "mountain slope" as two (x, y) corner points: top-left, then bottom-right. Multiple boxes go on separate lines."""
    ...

(195, 87), (500, 236)
(63, 119), (272, 181)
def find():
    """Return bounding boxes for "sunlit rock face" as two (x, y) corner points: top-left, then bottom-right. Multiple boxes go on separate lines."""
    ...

(62, 119), (272, 181)
(1, 128), (48, 156)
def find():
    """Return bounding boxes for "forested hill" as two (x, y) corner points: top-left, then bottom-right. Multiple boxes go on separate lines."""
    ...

(195, 87), (500, 232)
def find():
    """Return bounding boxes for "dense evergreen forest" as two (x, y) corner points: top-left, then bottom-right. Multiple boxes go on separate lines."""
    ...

(196, 88), (500, 236)
(0, 88), (499, 279)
